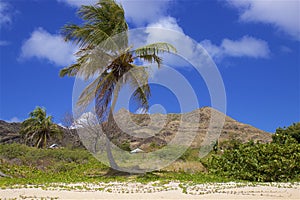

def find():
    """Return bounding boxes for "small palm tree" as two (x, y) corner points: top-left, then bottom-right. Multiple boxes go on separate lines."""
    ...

(60, 0), (176, 170)
(21, 107), (62, 148)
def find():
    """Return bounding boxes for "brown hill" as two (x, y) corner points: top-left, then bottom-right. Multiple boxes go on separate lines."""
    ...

(0, 120), (82, 148)
(104, 107), (272, 151)
(0, 120), (22, 144)
(0, 107), (272, 150)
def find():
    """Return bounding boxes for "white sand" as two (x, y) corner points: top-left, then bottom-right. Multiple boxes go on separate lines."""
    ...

(1, 182), (299, 200)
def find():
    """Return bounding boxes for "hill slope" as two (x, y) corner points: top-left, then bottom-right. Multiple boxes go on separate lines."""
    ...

(0, 107), (271, 149)
(103, 107), (272, 150)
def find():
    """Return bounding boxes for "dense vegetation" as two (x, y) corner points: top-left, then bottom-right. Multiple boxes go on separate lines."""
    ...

(1, 123), (299, 188)
(20, 107), (62, 148)
(0, 143), (230, 187)
(272, 122), (300, 144)
(0, 143), (105, 186)
(207, 123), (300, 182)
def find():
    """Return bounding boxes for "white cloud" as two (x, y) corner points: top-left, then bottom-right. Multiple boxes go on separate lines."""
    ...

(20, 28), (77, 66)
(201, 36), (270, 60)
(117, 0), (171, 26)
(58, 0), (171, 26)
(55, 1), (270, 66)
(7, 117), (21, 123)
(145, 17), (200, 66)
(0, 40), (9, 46)
(0, 0), (12, 27)
(280, 46), (292, 54)
(57, 0), (97, 7)
(227, 0), (300, 41)
(143, 17), (270, 65)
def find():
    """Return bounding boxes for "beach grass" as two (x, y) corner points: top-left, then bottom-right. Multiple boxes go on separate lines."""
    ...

(0, 143), (232, 188)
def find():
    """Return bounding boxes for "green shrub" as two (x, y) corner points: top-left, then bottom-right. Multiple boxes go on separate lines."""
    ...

(0, 143), (91, 164)
(272, 122), (300, 144)
(0, 143), (29, 159)
(208, 141), (300, 182)
(207, 123), (300, 182)
(179, 148), (200, 162)
(119, 141), (131, 151)
(219, 138), (243, 150)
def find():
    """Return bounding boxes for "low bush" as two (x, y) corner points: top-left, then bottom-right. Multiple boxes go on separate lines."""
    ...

(208, 123), (300, 182)
(0, 143), (229, 187)
(208, 142), (300, 182)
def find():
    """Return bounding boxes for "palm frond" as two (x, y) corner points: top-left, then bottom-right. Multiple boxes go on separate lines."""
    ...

(59, 1), (178, 125)
(134, 42), (177, 68)
(94, 74), (116, 123)
(59, 62), (82, 77)
(60, 47), (115, 79)
(137, 54), (163, 68)
(134, 42), (177, 56)
(126, 65), (151, 110)
(76, 71), (116, 108)
(21, 107), (62, 148)
(62, 0), (128, 49)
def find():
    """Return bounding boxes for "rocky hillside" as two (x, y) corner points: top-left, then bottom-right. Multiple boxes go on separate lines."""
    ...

(103, 107), (272, 150)
(0, 120), (22, 144)
(0, 120), (82, 148)
(0, 107), (272, 150)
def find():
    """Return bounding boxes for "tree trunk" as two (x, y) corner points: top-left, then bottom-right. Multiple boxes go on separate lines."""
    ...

(103, 110), (119, 170)
(105, 131), (119, 169)
(104, 84), (121, 170)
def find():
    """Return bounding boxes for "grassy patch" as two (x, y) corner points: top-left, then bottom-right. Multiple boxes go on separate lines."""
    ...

(0, 143), (231, 188)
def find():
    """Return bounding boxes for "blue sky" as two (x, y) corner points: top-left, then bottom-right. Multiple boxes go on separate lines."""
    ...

(0, 0), (299, 133)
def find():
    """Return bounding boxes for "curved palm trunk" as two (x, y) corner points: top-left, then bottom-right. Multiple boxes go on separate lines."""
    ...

(104, 85), (120, 171)
(103, 111), (119, 170)
(105, 113), (119, 170)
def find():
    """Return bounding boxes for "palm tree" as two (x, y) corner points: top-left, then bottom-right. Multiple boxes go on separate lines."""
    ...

(21, 107), (62, 148)
(59, 0), (176, 170)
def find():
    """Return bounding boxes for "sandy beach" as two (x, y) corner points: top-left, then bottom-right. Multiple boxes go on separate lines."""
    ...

(1, 182), (299, 200)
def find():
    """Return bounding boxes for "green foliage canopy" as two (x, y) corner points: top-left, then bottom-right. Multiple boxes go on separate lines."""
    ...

(21, 107), (62, 148)
(59, 0), (176, 122)
(208, 123), (300, 182)
(272, 122), (300, 144)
